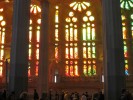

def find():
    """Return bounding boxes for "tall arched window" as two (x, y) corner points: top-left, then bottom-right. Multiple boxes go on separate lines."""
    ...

(54, 1), (97, 77)
(0, 8), (6, 77)
(28, 4), (41, 77)
(121, 0), (133, 75)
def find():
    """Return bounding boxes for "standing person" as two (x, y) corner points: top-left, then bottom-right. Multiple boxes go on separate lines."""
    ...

(34, 89), (39, 100)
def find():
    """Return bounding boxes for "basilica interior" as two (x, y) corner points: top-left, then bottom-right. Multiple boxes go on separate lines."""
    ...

(0, 0), (133, 95)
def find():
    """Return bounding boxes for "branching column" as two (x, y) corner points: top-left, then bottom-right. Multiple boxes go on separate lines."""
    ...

(102, 0), (126, 100)
(9, 0), (31, 96)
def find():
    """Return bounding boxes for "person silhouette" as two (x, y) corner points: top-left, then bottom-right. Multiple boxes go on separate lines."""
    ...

(34, 89), (39, 100)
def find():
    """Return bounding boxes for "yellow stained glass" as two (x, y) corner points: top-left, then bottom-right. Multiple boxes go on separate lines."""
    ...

(70, 66), (74, 76)
(65, 65), (69, 76)
(83, 47), (87, 58)
(74, 47), (78, 58)
(74, 29), (78, 41)
(74, 65), (79, 76)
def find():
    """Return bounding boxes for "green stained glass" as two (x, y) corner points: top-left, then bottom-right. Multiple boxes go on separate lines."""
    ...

(124, 46), (127, 50)
(83, 65), (87, 76)
(131, 22), (133, 26)
(125, 60), (128, 63)
(88, 47), (91, 58)
(131, 14), (133, 19)
(87, 27), (91, 40)
(92, 28), (95, 40)
(88, 65), (92, 76)
(83, 28), (86, 40)
(120, 0), (133, 10)
(92, 65), (96, 75)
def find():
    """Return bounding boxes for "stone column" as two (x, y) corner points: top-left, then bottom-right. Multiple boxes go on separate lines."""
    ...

(9, 0), (31, 96)
(102, 0), (126, 100)
(38, 0), (49, 95)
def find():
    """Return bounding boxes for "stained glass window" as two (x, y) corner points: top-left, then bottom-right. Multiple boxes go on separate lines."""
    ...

(82, 12), (96, 76)
(28, 4), (41, 77)
(65, 11), (79, 77)
(120, 0), (133, 10)
(59, 1), (97, 77)
(0, 8), (5, 77)
(70, 2), (90, 12)
(120, 0), (133, 75)
(54, 6), (59, 63)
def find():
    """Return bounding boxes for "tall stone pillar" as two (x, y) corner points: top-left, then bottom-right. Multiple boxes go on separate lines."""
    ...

(38, 0), (49, 95)
(9, 0), (31, 96)
(102, 0), (126, 100)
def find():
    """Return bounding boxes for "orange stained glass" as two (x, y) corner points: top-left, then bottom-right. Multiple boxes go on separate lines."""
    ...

(55, 47), (58, 59)
(74, 47), (78, 58)
(70, 65), (74, 76)
(122, 26), (127, 39)
(65, 29), (69, 41)
(55, 29), (59, 41)
(0, 49), (4, 60)
(65, 48), (69, 59)
(83, 47), (87, 58)
(36, 49), (39, 60)
(30, 5), (41, 14)
(36, 30), (40, 42)
(29, 48), (32, 60)
(70, 27), (73, 41)
(70, 48), (73, 59)
(65, 65), (69, 76)
(0, 67), (2, 76)
(35, 66), (38, 76)
(74, 28), (78, 41)
(29, 31), (32, 42)
(83, 65), (87, 76)
(28, 66), (31, 76)
(74, 65), (79, 76)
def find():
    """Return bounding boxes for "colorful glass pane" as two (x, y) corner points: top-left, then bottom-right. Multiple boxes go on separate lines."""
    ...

(70, 2), (90, 12)
(120, 0), (133, 10)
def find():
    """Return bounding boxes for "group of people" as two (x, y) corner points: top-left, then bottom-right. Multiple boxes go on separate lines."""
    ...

(43, 90), (104, 100)
(0, 88), (133, 100)
(120, 89), (133, 100)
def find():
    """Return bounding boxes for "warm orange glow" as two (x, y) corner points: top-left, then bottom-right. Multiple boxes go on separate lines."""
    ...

(29, 48), (31, 60)
(36, 30), (40, 42)
(1, 21), (6, 26)
(30, 5), (41, 14)
(65, 65), (69, 76)
(28, 67), (31, 76)
(0, 16), (3, 21)
(0, 8), (3, 12)
(36, 49), (39, 60)
(37, 19), (41, 24)
(70, 2), (90, 12)
(29, 31), (32, 42)
(0, 67), (2, 77)
(35, 66), (38, 76)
